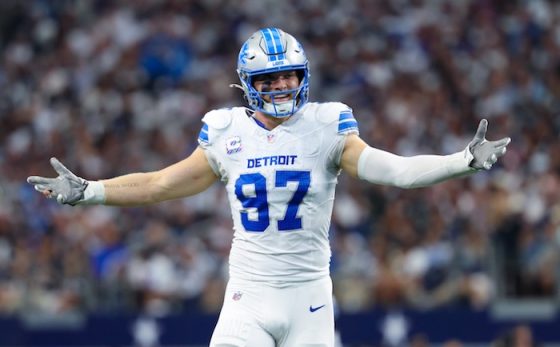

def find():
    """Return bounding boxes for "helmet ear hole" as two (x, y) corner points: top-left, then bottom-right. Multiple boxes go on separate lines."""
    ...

(295, 69), (305, 84)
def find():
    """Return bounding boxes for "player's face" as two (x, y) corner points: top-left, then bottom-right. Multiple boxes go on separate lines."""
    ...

(253, 70), (300, 103)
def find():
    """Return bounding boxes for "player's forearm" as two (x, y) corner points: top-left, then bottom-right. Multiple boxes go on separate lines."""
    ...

(357, 146), (477, 189)
(99, 172), (166, 206)
(76, 171), (164, 207)
(79, 148), (218, 207)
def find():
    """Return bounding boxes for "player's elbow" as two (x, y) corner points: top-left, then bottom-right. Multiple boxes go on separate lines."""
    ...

(146, 171), (174, 203)
(385, 172), (422, 189)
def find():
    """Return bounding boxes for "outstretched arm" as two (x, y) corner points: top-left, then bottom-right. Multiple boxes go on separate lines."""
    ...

(27, 147), (219, 206)
(340, 119), (510, 188)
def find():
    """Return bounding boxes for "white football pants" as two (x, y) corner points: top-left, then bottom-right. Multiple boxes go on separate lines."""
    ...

(210, 276), (334, 347)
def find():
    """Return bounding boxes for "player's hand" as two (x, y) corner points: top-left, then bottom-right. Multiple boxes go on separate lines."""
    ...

(27, 157), (88, 205)
(468, 119), (511, 170)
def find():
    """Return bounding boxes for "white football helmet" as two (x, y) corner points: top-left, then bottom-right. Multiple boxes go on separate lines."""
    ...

(236, 28), (310, 118)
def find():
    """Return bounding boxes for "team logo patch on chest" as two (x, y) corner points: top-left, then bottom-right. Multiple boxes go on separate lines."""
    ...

(226, 136), (242, 154)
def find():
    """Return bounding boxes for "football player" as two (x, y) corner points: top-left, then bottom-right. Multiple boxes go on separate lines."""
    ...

(28, 28), (510, 347)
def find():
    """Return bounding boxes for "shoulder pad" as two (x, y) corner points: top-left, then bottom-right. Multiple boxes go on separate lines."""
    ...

(314, 102), (359, 135)
(315, 102), (353, 124)
(199, 108), (236, 146)
(201, 108), (234, 130)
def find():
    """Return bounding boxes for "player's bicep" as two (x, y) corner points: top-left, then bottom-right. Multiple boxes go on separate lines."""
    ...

(155, 147), (219, 200)
(340, 134), (368, 178)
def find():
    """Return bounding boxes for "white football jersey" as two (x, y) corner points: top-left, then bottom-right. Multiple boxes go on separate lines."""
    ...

(198, 102), (359, 284)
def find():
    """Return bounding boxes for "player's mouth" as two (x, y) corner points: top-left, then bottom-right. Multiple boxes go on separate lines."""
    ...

(272, 93), (292, 102)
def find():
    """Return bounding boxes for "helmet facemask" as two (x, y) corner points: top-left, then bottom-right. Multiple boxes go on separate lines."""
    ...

(241, 69), (309, 118)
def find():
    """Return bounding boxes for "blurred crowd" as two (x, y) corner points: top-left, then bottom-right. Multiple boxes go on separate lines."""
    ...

(0, 0), (559, 317)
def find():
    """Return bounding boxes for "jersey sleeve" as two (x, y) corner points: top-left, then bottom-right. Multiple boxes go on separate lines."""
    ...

(317, 102), (360, 169)
(337, 108), (359, 135)
(197, 123), (210, 146)
(198, 108), (233, 148)
(197, 109), (234, 177)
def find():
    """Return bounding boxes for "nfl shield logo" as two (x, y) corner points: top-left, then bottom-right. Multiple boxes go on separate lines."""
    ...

(267, 134), (275, 143)
(232, 291), (243, 301)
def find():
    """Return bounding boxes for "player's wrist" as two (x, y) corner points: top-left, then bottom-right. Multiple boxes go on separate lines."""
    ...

(79, 180), (106, 205)
(450, 147), (478, 173)
(465, 143), (486, 171)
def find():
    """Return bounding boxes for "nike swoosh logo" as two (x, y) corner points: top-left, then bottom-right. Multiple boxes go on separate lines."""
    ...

(309, 305), (325, 313)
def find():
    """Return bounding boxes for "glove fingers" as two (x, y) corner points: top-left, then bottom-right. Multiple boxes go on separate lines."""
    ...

(56, 194), (67, 204)
(33, 185), (57, 199)
(493, 142), (508, 158)
(474, 119), (488, 142)
(492, 137), (511, 148)
(27, 176), (56, 185)
(33, 185), (69, 204)
(483, 154), (497, 170)
(497, 147), (507, 157)
(50, 157), (73, 177)
(34, 184), (50, 192)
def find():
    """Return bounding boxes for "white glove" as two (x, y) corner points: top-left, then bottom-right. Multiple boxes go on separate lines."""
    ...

(27, 157), (90, 205)
(468, 119), (511, 170)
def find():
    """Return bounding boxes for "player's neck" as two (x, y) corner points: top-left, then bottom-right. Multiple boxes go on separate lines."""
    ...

(253, 111), (291, 130)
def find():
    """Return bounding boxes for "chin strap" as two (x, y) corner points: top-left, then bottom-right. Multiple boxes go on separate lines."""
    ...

(230, 83), (251, 107)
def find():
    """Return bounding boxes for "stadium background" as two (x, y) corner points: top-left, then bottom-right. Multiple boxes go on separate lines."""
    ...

(0, 0), (559, 346)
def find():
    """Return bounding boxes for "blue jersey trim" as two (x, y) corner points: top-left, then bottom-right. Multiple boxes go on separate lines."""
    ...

(339, 111), (354, 121)
(338, 120), (359, 133)
(338, 111), (359, 133)
(198, 124), (209, 143)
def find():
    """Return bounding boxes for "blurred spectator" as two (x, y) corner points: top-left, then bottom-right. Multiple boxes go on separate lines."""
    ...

(443, 340), (464, 347)
(493, 324), (541, 347)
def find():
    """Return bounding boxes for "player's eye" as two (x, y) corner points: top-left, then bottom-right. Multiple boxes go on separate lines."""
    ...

(254, 74), (273, 83)
(283, 71), (297, 79)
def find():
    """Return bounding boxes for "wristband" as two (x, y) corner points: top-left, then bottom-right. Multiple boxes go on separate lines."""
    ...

(79, 181), (106, 205)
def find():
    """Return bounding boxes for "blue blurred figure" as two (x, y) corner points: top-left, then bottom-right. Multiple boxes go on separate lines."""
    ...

(140, 32), (192, 87)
